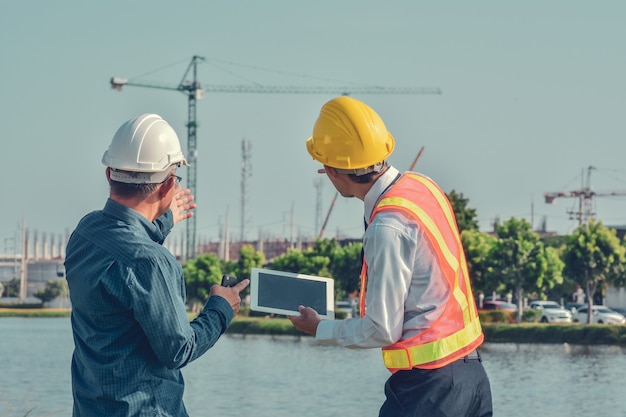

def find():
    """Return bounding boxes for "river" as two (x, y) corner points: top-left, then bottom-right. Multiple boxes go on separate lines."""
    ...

(1, 318), (625, 416)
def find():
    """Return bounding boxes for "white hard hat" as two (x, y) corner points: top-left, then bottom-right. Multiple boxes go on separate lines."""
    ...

(102, 113), (188, 184)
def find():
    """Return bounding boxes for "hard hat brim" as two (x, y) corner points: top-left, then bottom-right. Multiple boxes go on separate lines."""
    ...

(109, 163), (183, 184)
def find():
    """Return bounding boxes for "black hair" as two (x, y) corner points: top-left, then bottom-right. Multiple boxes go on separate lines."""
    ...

(347, 172), (377, 184)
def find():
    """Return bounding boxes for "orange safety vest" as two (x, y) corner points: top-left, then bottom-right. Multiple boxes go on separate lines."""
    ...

(359, 172), (484, 373)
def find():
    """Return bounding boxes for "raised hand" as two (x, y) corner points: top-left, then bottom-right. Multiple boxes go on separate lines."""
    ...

(170, 188), (197, 225)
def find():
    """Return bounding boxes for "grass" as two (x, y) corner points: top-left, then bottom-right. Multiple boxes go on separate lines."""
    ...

(0, 308), (70, 318)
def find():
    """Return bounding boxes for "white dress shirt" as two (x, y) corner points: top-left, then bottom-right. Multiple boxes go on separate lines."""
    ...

(315, 166), (450, 348)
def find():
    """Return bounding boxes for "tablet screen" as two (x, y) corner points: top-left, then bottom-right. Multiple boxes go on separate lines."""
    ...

(250, 268), (335, 319)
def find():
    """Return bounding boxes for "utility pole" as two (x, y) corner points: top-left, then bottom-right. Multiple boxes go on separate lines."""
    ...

(290, 201), (296, 249)
(19, 220), (26, 301)
(241, 139), (252, 242)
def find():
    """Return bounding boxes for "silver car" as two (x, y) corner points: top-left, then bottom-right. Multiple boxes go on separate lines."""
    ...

(573, 305), (626, 325)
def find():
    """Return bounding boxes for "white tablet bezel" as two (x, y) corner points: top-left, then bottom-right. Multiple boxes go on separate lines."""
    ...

(249, 268), (335, 319)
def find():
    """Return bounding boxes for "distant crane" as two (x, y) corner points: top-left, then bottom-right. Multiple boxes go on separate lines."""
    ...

(111, 56), (441, 259)
(544, 165), (626, 226)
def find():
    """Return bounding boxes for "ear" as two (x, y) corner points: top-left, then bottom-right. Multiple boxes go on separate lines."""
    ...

(158, 177), (174, 198)
(324, 165), (340, 180)
(105, 167), (112, 184)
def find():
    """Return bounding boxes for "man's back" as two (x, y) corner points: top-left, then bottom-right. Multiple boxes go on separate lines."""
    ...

(65, 200), (189, 417)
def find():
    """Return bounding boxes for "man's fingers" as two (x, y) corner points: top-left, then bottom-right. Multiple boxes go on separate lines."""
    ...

(234, 279), (250, 293)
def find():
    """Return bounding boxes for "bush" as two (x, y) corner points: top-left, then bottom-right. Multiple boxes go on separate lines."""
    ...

(478, 310), (516, 324)
(226, 317), (303, 336)
(334, 310), (349, 320)
(522, 309), (541, 322)
(482, 323), (626, 345)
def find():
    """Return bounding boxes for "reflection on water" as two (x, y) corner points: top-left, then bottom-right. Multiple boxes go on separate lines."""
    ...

(482, 342), (626, 417)
(184, 334), (388, 417)
(2, 318), (626, 417)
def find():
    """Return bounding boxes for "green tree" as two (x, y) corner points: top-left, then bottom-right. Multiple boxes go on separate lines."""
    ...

(2, 278), (20, 298)
(486, 217), (564, 323)
(269, 248), (331, 277)
(34, 279), (68, 305)
(542, 246), (566, 300)
(562, 218), (626, 323)
(230, 244), (265, 281)
(228, 244), (265, 304)
(311, 238), (337, 259)
(460, 229), (497, 295)
(183, 253), (224, 310)
(270, 239), (363, 301)
(541, 234), (568, 249)
(447, 190), (479, 233)
(329, 241), (363, 300)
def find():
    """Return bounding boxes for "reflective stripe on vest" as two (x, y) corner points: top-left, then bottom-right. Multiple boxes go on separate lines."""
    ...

(360, 172), (483, 371)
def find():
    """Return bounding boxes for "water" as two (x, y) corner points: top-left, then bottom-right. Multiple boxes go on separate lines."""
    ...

(1, 318), (626, 417)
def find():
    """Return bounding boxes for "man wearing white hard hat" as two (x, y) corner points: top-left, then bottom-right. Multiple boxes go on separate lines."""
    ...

(65, 114), (249, 417)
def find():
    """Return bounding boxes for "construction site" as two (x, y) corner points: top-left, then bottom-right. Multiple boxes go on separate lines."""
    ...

(0, 55), (438, 301)
(3, 57), (626, 302)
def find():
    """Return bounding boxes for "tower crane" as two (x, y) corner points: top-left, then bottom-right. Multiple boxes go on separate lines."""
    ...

(111, 55), (441, 260)
(544, 165), (626, 226)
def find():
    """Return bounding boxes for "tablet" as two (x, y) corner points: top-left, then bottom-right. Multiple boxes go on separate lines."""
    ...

(250, 268), (335, 319)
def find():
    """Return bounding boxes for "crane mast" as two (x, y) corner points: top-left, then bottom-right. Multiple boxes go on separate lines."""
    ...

(111, 56), (441, 259)
(112, 56), (205, 260)
(185, 62), (199, 262)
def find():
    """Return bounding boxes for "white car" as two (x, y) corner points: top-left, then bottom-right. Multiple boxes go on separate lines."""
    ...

(529, 300), (573, 323)
(573, 305), (626, 325)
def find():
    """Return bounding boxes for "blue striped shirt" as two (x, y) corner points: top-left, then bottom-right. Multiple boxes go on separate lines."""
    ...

(65, 198), (233, 417)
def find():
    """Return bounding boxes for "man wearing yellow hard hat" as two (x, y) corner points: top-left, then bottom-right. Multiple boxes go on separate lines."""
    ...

(289, 96), (493, 416)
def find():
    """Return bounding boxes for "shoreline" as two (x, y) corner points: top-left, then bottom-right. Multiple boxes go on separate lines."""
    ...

(3, 309), (626, 345)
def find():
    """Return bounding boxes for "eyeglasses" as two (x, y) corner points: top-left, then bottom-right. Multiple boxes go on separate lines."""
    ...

(164, 174), (183, 185)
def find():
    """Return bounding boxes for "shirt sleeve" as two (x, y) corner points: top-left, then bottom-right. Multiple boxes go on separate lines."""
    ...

(316, 217), (415, 348)
(130, 255), (232, 369)
(153, 210), (174, 244)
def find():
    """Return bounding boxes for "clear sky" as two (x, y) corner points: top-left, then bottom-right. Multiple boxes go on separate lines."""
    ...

(2, 1), (626, 252)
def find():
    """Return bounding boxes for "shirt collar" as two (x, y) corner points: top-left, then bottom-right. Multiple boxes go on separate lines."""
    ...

(364, 165), (400, 224)
(103, 198), (165, 243)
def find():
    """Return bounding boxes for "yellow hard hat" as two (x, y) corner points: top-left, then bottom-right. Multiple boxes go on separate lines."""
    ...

(306, 96), (395, 171)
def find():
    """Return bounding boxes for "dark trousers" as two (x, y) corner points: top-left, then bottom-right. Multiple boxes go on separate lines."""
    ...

(378, 352), (493, 417)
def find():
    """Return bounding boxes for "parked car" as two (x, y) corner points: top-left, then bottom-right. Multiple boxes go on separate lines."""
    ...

(610, 306), (626, 317)
(529, 300), (573, 323)
(480, 300), (518, 313)
(564, 302), (585, 314)
(573, 305), (626, 325)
